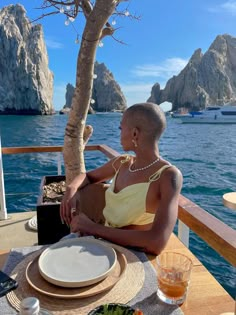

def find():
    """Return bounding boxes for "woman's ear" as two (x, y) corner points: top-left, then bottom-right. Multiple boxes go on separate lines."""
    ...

(132, 127), (139, 138)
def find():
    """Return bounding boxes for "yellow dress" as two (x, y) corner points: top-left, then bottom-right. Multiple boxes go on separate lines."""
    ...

(103, 156), (172, 227)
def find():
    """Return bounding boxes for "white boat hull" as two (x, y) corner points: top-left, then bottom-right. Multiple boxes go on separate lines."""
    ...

(179, 117), (236, 124)
(178, 104), (236, 124)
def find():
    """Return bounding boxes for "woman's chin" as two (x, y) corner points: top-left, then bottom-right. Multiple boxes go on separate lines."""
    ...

(122, 147), (130, 152)
(121, 144), (131, 152)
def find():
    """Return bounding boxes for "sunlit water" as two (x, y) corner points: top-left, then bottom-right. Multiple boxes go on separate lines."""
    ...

(0, 113), (235, 297)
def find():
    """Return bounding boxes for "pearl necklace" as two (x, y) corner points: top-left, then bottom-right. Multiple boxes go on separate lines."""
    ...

(129, 157), (160, 172)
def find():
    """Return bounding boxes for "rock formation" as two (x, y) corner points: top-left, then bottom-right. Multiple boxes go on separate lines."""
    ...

(60, 83), (95, 114)
(148, 34), (236, 111)
(61, 61), (127, 113)
(64, 83), (75, 109)
(0, 4), (54, 115)
(92, 62), (127, 112)
(59, 84), (75, 114)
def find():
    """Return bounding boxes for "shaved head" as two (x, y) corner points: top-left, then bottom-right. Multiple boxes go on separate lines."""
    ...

(124, 103), (166, 142)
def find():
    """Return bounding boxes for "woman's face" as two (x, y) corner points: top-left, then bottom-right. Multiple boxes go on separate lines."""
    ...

(119, 113), (133, 151)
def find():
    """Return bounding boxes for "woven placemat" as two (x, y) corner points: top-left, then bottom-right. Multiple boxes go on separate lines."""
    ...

(6, 243), (144, 315)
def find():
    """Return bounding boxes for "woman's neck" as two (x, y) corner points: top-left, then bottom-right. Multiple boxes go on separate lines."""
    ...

(132, 149), (160, 169)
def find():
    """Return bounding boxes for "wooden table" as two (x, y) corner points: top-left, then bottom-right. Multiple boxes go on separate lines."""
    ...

(223, 192), (236, 211)
(149, 234), (235, 315)
(0, 234), (235, 315)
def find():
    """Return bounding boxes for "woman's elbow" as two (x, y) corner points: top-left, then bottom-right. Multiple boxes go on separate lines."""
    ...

(144, 239), (166, 256)
(144, 232), (171, 255)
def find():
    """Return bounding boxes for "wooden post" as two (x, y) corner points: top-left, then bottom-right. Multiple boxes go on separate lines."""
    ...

(178, 220), (190, 247)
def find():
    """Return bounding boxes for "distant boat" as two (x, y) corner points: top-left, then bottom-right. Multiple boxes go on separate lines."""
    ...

(171, 112), (191, 118)
(170, 108), (190, 118)
(178, 104), (236, 124)
(111, 109), (124, 113)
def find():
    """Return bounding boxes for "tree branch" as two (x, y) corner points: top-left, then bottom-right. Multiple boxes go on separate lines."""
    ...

(99, 26), (114, 40)
(111, 35), (127, 45)
(80, 0), (93, 17)
(46, 1), (76, 5)
(83, 125), (93, 147)
(34, 0), (137, 42)
(31, 10), (60, 23)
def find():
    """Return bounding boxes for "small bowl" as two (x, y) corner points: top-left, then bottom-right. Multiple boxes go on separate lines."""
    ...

(87, 303), (136, 314)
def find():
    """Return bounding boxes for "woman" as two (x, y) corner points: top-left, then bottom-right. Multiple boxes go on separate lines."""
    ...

(60, 102), (183, 255)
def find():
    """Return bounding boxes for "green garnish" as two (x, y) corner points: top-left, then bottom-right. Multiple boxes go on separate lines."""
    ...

(95, 304), (134, 315)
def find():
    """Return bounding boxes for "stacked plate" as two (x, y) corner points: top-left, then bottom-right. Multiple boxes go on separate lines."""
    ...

(25, 238), (127, 299)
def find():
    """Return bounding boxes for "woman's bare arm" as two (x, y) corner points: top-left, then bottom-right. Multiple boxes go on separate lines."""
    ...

(60, 156), (122, 225)
(71, 167), (183, 255)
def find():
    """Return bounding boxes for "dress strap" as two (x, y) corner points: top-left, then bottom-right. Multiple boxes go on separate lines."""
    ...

(112, 155), (131, 172)
(149, 165), (172, 182)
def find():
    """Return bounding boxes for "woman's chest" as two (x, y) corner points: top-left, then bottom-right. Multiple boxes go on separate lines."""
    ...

(114, 170), (151, 193)
(113, 172), (161, 213)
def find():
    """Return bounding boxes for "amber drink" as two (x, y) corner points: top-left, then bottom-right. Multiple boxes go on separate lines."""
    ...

(156, 252), (192, 305)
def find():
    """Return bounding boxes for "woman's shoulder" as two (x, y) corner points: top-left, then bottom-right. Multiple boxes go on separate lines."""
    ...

(114, 154), (133, 163)
(157, 157), (181, 173)
(158, 161), (182, 177)
(158, 163), (183, 190)
(112, 154), (133, 171)
(149, 160), (182, 182)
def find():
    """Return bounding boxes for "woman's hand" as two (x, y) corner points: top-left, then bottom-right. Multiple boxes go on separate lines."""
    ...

(59, 159), (116, 227)
(70, 212), (96, 236)
(60, 186), (78, 226)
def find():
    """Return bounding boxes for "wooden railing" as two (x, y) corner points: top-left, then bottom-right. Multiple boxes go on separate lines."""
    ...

(1, 145), (236, 267)
(1, 144), (119, 158)
(178, 195), (236, 266)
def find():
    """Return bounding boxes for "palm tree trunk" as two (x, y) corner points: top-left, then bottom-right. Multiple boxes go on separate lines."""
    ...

(63, 0), (117, 184)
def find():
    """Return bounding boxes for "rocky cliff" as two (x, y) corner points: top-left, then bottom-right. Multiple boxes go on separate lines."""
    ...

(0, 4), (54, 115)
(92, 62), (127, 112)
(64, 83), (74, 109)
(148, 34), (236, 111)
(61, 62), (127, 113)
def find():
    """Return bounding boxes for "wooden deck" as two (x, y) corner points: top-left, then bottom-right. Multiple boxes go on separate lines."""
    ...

(0, 212), (37, 267)
(150, 234), (235, 315)
(0, 211), (38, 249)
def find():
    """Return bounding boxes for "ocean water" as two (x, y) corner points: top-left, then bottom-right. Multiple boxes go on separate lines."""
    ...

(0, 113), (236, 297)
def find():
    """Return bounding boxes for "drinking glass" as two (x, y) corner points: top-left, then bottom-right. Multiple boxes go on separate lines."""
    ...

(156, 252), (193, 305)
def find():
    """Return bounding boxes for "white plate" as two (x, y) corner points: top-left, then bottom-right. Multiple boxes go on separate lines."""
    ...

(38, 238), (117, 288)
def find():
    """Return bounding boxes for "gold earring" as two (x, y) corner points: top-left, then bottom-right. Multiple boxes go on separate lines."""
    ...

(132, 139), (138, 147)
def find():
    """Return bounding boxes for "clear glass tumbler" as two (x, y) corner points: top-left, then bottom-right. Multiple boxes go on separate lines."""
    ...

(156, 252), (193, 305)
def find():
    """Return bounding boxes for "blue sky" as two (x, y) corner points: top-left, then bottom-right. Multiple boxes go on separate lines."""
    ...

(1, 0), (236, 111)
